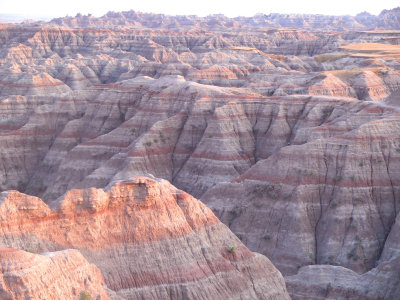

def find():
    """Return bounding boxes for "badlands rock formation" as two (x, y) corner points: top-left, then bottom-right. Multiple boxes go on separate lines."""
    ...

(48, 8), (400, 32)
(0, 7), (400, 299)
(285, 257), (400, 299)
(0, 177), (289, 299)
(0, 248), (109, 299)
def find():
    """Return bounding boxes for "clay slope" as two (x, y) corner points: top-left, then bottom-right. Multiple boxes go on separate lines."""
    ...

(201, 98), (400, 274)
(0, 176), (290, 299)
(0, 75), (399, 299)
(1, 9), (400, 300)
(285, 257), (400, 299)
(0, 248), (109, 300)
(0, 75), (398, 201)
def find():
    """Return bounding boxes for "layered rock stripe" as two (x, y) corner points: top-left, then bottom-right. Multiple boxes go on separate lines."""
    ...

(0, 177), (289, 299)
(1, 8), (400, 299)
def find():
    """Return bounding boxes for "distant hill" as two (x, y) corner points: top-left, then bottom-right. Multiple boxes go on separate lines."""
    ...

(0, 13), (51, 23)
(47, 7), (400, 31)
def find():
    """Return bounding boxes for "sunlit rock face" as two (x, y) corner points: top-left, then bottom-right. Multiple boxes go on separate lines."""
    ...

(0, 7), (400, 299)
(0, 177), (290, 299)
(0, 248), (109, 300)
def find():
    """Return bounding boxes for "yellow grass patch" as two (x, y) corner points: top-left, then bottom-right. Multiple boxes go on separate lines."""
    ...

(321, 67), (397, 81)
(358, 30), (400, 34)
(327, 69), (363, 81)
(314, 54), (347, 63)
(228, 47), (287, 61)
(339, 43), (400, 58)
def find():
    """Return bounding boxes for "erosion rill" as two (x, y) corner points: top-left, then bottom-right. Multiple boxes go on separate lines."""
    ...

(0, 7), (400, 300)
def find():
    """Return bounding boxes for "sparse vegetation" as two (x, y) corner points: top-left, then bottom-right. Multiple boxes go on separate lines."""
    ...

(228, 245), (237, 253)
(230, 46), (290, 61)
(359, 161), (364, 167)
(329, 68), (363, 82)
(263, 233), (271, 240)
(322, 107), (334, 120)
(183, 144), (192, 150)
(267, 54), (288, 62)
(309, 170), (316, 177)
(252, 200), (263, 208)
(312, 73), (326, 81)
(315, 54), (346, 63)
(327, 255), (335, 264)
(17, 180), (25, 190)
(372, 68), (389, 76)
(340, 42), (400, 58)
(335, 175), (343, 182)
(331, 199), (339, 207)
(253, 184), (267, 195)
(346, 235), (363, 262)
(297, 169), (318, 177)
(79, 291), (91, 300)
(267, 184), (281, 199)
(253, 183), (282, 199)
(144, 141), (152, 147)
(347, 251), (355, 260)
(228, 206), (243, 226)
(159, 131), (167, 143)
(292, 89), (303, 95)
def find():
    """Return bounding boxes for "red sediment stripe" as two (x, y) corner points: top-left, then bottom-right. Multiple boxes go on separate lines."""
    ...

(105, 246), (254, 289)
(127, 146), (254, 161)
(57, 132), (99, 139)
(0, 193), (222, 249)
(127, 147), (189, 157)
(363, 106), (385, 113)
(0, 124), (21, 130)
(237, 164), (399, 188)
(192, 151), (255, 161)
(334, 133), (400, 141)
(237, 171), (400, 188)
(0, 80), (65, 88)
(0, 248), (18, 253)
(82, 140), (131, 147)
(0, 129), (56, 137)
(64, 77), (95, 82)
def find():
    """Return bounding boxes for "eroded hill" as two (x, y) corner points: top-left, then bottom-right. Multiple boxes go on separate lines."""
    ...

(0, 9), (400, 299)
